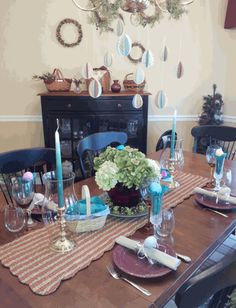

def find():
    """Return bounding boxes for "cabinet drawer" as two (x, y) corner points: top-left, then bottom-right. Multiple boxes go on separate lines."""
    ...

(41, 96), (145, 112)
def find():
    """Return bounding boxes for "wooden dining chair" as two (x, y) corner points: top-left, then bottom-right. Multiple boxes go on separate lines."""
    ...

(191, 125), (236, 159)
(77, 131), (128, 179)
(156, 130), (178, 152)
(0, 147), (56, 204)
(175, 249), (236, 308)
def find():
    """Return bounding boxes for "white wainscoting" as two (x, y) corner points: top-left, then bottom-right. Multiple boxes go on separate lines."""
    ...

(0, 115), (235, 123)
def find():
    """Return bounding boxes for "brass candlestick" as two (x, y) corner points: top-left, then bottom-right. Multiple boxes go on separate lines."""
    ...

(167, 159), (180, 189)
(50, 207), (75, 253)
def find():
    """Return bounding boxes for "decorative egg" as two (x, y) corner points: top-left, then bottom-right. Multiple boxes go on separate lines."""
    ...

(155, 90), (168, 109)
(22, 171), (34, 182)
(88, 78), (102, 98)
(142, 50), (154, 68)
(116, 19), (124, 37)
(81, 62), (93, 79)
(160, 45), (168, 62)
(143, 236), (157, 249)
(115, 40), (122, 56)
(177, 61), (184, 79)
(134, 67), (145, 85)
(132, 94), (143, 109)
(104, 52), (113, 67)
(117, 34), (132, 57)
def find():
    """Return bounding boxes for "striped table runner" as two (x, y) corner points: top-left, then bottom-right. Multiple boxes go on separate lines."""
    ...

(0, 216), (146, 295)
(0, 172), (208, 295)
(163, 171), (209, 208)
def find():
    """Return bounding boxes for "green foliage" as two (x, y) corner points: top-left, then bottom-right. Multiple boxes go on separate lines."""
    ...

(94, 146), (160, 190)
(199, 84), (224, 126)
(87, 0), (187, 33)
(32, 72), (55, 83)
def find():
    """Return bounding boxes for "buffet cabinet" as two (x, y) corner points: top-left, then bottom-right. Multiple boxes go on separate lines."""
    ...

(40, 91), (150, 180)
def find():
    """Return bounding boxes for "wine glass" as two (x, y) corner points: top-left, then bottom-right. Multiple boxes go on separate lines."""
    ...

(4, 204), (25, 233)
(153, 208), (175, 250)
(11, 177), (35, 228)
(206, 145), (221, 189)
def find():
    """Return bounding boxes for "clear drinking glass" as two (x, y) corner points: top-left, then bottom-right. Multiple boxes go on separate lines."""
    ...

(205, 145), (221, 189)
(11, 177), (35, 227)
(4, 205), (25, 233)
(153, 208), (175, 249)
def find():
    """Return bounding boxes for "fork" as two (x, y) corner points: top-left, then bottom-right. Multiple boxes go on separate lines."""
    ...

(106, 264), (151, 296)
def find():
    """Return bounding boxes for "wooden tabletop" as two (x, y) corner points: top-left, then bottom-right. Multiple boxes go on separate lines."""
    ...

(0, 152), (236, 308)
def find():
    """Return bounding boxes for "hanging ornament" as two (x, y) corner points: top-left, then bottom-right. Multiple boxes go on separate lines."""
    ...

(132, 94), (143, 109)
(142, 50), (154, 68)
(177, 61), (184, 79)
(130, 13), (141, 26)
(81, 62), (93, 79)
(88, 78), (102, 98)
(115, 19), (124, 37)
(115, 40), (122, 56)
(104, 52), (113, 67)
(160, 45), (168, 62)
(155, 90), (168, 109)
(117, 34), (132, 56)
(134, 67), (145, 84)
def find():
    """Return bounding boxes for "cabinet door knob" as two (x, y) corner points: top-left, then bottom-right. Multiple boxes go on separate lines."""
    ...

(117, 103), (122, 108)
(67, 103), (72, 108)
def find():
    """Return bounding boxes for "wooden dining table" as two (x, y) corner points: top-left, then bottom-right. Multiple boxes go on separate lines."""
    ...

(0, 151), (236, 308)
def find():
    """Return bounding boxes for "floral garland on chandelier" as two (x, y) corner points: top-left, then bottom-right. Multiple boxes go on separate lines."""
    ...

(85, 0), (187, 33)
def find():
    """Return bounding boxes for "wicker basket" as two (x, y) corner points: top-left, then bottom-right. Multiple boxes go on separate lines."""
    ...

(44, 68), (72, 92)
(123, 73), (145, 92)
(66, 185), (109, 233)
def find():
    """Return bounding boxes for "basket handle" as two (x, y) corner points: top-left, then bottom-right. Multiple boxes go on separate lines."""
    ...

(124, 73), (133, 80)
(81, 185), (91, 216)
(52, 68), (65, 80)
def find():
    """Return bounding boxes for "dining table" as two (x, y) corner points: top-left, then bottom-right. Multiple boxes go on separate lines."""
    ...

(0, 151), (236, 308)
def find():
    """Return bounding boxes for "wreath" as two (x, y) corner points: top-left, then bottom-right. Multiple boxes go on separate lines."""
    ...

(56, 18), (83, 47)
(127, 42), (146, 64)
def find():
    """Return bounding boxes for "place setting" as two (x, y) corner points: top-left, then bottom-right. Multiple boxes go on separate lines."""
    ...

(194, 146), (236, 214)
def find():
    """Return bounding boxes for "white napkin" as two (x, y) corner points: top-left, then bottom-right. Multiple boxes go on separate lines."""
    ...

(28, 193), (58, 211)
(115, 236), (181, 271)
(194, 187), (236, 205)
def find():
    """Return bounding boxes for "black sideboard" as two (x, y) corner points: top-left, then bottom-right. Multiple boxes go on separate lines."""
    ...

(39, 91), (150, 179)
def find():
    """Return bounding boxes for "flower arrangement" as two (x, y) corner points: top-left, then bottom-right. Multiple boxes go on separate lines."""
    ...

(94, 145), (160, 191)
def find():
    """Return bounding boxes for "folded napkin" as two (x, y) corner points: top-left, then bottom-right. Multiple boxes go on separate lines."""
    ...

(194, 187), (236, 205)
(115, 236), (181, 271)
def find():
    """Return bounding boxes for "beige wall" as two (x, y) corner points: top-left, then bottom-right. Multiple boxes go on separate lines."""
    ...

(0, 0), (235, 153)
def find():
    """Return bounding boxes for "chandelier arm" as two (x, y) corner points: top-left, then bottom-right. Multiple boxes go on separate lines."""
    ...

(154, 0), (168, 13)
(181, 0), (195, 5)
(72, 0), (101, 12)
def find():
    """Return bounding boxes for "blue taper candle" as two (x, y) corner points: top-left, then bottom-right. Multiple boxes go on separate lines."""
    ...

(170, 110), (177, 159)
(55, 119), (64, 208)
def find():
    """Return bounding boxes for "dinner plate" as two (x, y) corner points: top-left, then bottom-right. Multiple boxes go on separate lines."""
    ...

(195, 193), (236, 210)
(112, 243), (175, 278)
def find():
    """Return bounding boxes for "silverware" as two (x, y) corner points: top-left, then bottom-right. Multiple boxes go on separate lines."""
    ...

(207, 208), (228, 218)
(176, 253), (191, 263)
(106, 264), (151, 296)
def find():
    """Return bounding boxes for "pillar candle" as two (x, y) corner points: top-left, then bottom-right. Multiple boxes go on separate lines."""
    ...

(55, 119), (64, 208)
(170, 110), (177, 159)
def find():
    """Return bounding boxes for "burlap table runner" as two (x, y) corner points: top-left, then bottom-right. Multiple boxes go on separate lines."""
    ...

(0, 171), (208, 295)
(163, 171), (209, 208)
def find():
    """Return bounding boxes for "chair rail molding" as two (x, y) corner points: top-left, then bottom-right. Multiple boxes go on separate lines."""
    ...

(0, 115), (235, 123)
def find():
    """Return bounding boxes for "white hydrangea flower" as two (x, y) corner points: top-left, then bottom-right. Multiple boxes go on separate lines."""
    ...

(95, 161), (118, 191)
(146, 158), (161, 177)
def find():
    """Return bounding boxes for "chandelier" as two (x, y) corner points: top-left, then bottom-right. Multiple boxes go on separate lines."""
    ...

(72, 0), (195, 32)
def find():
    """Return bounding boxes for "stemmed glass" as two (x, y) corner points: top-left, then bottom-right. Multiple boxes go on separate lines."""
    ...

(11, 177), (35, 228)
(153, 208), (175, 250)
(206, 145), (221, 189)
